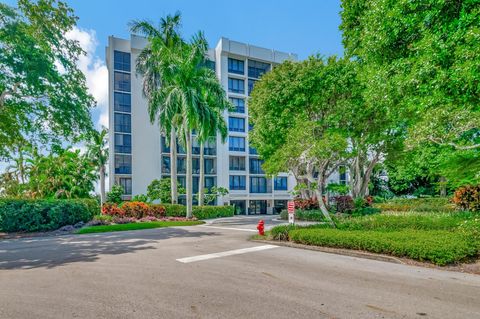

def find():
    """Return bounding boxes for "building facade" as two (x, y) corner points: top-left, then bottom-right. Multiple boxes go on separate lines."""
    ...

(106, 35), (346, 215)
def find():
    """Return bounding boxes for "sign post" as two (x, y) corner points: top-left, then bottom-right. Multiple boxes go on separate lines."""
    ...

(287, 201), (295, 225)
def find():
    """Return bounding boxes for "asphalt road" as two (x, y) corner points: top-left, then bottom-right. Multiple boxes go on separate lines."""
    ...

(1, 216), (479, 319)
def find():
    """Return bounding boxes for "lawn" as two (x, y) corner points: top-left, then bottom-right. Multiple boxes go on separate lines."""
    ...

(76, 220), (204, 234)
(266, 211), (480, 265)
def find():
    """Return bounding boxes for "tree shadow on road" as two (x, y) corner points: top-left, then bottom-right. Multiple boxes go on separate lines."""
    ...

(0, 228), (219, 270)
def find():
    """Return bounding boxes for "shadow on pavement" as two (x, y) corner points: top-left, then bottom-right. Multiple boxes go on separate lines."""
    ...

(0, 228), (219, 270)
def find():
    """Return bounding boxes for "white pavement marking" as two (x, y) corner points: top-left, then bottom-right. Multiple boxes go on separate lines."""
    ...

(176, 245), (278, 263)
(198, 225), (257, 232)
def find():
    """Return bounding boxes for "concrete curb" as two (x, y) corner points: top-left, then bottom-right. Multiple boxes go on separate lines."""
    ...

(250, 239), (405, 264)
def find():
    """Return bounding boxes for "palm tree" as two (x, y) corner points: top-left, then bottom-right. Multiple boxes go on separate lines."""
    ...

(86, 128), (109, 204)
(130, 12), (183, 204)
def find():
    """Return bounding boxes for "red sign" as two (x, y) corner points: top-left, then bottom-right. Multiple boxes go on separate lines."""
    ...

(287, 201), (295, 214)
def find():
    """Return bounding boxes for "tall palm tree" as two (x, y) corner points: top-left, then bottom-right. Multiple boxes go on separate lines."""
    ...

(86, 128), (109, 204)
(130, 12), (183, 204)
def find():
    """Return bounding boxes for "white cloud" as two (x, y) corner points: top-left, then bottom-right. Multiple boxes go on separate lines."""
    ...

(66, 27), (108, 129)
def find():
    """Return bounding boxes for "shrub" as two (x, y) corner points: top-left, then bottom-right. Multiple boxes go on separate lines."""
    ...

(102, 202), (167, 219)
(106, 185), (124, 204)
(280, 209), (288, 220)
(131, 194), (149, 203)
(453, 185), (480, 212)
(0, 198), (98, 232)
(102, 203), (124, 216)
(295, 209), (327, 222)
(373, 197), (455, 212)
(350, 207), (381, 217)
(294, 198), (319, 210)
(270, 224), (298, 241)
(150, 204), (167, 218)
(288, 228), (478, 266)
(333, 195), (354, 213)
(121, 201), (151, 219)
(163, 204), (187, 217)
(192, 206), (234, 219)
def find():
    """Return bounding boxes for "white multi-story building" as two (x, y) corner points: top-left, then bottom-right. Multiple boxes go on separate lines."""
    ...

(106, 35), (347, 215)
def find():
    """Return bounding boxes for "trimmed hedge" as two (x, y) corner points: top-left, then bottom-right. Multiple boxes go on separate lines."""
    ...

(373, 197), (456, 212)
(0, 198), (99, 232)
(280, 209), (327, 222)
(163, 204), (187, 217)
(289, 228), (478, 266)
(192, 206), (234, 219)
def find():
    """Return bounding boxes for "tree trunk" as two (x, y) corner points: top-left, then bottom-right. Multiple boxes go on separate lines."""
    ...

(170, 131), (178, 204)
(439, 176), (447, 197)
(198, 141), (205, 206)
(315, 188), (335, 228)
(100, 165), (106, 206)
(185, 130), (193, 218)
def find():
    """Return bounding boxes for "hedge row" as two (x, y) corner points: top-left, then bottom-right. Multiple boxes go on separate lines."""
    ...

(373, 197), (456, 212)
(280, 209), (327, 222)
(102, 202), (234, 220)
(288, 228), (478, 266)
(0, 198), (99, 232)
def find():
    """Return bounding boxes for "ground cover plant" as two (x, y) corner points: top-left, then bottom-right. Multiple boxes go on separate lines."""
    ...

(76, 220), (204, 234)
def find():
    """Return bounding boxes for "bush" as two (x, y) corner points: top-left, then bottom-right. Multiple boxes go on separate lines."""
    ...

(373, 197), (455, 212)
(102, 201), (166, 219)
(192, 206), (234, 219)
(350, 207), (381, 217)
(163, 204), (187, 217)
(0, 198), (98, 232)
(270, 224), (298, 241)
(453, 185), (480, 212)
(333, 195), (354, 213)
(294, 198), (319, 210)
(106, 185), (124, 204)
(288, 228), (478, 265)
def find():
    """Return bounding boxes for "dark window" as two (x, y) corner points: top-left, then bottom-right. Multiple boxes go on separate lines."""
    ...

(231, 200), (246, 215)
(229, 98), (245, 113)
(228, 58), (244, 75)
(249, 158), (264, 174)
(205, 176), (216, 191)
(228, 78), (245, 94)
(274, 200), (287, 214)
(248, 59), (270, 78)
(339, 165), (347, 185)
(204, 138), (216, 155)
(229, 117), (245, 132)
(229, 175), (246, 190)
(205, 158), (216, 174)
(114, 51), (131, 72)
(118, 178), (132, 195)
(248, 79), (257, 96)
(192, 139), (201, 155)
(274, 177), (288, 191)
(249, 146), (258, 155)
(177, 157), (186, 174)
(114, 113), (131, 133)
(192, 158), (200, 174)
(250, 177), (271, 193)
(114, 133), (131, 153)
(115, 154), (131, 174)
(229, 136), (245, 152)
(161, 136), (170, 153)
(229, 156), (245, 171)
(162, 156), (170, 174)
(206, 60), (215, 71)
(114, 92), (131, 112)
(114, 72), (131, 92)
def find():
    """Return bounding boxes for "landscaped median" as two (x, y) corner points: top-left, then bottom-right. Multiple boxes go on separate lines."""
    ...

(262, 212), (480, 266)
(76, 220), (204, 234)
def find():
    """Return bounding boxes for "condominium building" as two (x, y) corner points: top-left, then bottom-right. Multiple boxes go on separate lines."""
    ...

(106, 35), (346, 214)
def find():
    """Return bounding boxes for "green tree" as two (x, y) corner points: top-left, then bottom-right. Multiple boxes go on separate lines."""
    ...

(86, 128), (108, 205)
(146, 178), (185, 203)
(340, 0), (480, 176)
(106, 184), (124, 204)
(0, 0), (94, 158)
(204, 186), (229, 205)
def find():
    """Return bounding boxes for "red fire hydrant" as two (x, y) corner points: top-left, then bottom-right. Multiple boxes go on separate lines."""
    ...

(257, 219), (265, 236)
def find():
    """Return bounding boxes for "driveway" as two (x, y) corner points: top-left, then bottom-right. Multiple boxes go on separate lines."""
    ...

(0, 218), (479, 318)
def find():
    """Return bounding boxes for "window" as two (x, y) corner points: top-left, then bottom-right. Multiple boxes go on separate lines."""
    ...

(115, 154), (131, 174)
(249, 158), (264, 174)
(161, 136), (170, 153)
(205, 60), (215, 71)
(229, 175), (246, 190)
(249, 146), (258, 155)
(339, 165), (347, 185)
(114, 72), (131, 92)
(118, 178), (132, 195)
(250, 177), (270, 193)
(229, 156), (245, 171)
(228, 58), (244, 75)
(248, 79), (257, 96)
(114, 92), (131, 112)
(248, 59), (270, 78)
(229, 98), (245, 113)
(192, 158), (200, 174)
(229, 136), (245, 152)
(114, 113), (131, 133)
(192, 139), (201, 155)
(177, 157), (186, 174)
(205, 177), (216, 190)
(205, 158), (216, 174)
(162, 156), (170, 173)
(114, 133), (131, 153)
(228, 78), (245, 94)
(114, 51), (131, 72)
(229, 117), (245, 132)
(204, 138), (216, 155)
(274, 177), (288, 191)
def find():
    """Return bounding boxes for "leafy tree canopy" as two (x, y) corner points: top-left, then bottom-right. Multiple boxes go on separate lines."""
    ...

(0, 0), (95, 158)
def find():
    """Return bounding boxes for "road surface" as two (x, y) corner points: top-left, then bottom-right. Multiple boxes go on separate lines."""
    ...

(0, 216), (479, 318)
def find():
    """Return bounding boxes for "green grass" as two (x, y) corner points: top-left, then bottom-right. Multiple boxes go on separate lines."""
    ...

(76, 221), (204, 234)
